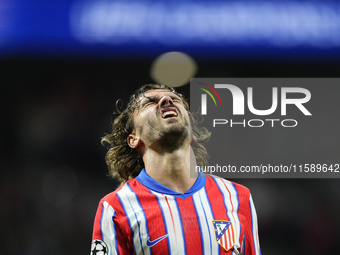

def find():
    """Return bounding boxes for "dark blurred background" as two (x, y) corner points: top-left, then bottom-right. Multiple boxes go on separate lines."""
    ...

(1, 0), (340, 254)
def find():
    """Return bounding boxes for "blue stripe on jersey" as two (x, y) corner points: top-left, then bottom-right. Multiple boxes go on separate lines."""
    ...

(174, 198), (187, 255)
(117, 193), (138, 255)
(100, 201), (105, 241)
(213, 178), (232, 222)
(249, 198), (256, 255)
(243, 234), (246, 255)
(126, 183), (152, 255)
(192, 196), (205, 253)
(136, 169), (206, 199)
(249, 198), (261, 254)
(154, 194), (172, 255)
(213, 179), (240, 255)
(112, 210), (117, 255)
(125, 185), (146, 255)
(198, 190), (213, 255)
(231, 182), (241, 241)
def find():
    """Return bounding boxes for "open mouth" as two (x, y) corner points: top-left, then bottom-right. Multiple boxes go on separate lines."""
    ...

(161, 107), (178, 119)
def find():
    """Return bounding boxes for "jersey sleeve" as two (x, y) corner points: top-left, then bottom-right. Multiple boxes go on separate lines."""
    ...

(241, 193), (261, 255)
(91, 199), (129, 255)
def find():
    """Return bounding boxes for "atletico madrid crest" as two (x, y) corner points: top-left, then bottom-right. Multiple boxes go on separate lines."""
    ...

(212, 220), (235, 251)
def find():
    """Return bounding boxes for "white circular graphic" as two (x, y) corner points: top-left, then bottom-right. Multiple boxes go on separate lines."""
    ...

(91, 239), (108, 255)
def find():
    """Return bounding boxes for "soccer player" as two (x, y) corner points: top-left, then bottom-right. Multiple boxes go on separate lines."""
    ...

(91, 84), (261, 255)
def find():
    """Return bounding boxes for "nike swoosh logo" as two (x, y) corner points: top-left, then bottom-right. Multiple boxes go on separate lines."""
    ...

(146, 234), (169, 247)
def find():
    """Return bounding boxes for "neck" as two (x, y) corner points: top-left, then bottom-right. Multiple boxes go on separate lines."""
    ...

(142, 145), (198, 193)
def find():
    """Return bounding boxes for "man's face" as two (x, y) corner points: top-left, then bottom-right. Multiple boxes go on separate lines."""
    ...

(131, 89), (191, 150)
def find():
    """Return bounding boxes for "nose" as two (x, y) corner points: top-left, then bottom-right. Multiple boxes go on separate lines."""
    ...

(159, 95), (174, 106)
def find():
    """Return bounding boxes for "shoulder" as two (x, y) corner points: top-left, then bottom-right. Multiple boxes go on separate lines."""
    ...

(204, 173), (251, 199)
(100, 178), (140, 206)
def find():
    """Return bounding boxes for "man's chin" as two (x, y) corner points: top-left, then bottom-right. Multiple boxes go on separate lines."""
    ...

(159, 125), (189, 150)
(164, 122), (188, 134)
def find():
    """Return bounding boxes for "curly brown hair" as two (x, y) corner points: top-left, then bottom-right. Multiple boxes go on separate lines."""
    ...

(101, 84), (211, 184)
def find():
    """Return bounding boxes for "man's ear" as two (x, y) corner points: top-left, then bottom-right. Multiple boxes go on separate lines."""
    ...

(127, 134), (139, 149)
(192, 135), (198, 144)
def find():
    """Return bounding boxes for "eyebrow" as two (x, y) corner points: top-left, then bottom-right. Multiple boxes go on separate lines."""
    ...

(139, 93), (182, 106)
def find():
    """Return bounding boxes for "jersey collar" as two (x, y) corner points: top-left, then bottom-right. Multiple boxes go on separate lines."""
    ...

(136, 168), (206, 199)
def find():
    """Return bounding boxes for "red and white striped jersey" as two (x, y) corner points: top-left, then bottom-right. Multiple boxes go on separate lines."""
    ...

(91, 169), (261, 255)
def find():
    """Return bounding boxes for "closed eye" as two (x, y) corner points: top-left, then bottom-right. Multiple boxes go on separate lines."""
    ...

(170, 96), (183, 103)
(141, 98), (157, 107)
(140, 95), (182, 108)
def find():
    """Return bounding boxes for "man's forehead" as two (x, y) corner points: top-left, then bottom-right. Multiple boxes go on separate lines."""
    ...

(139, 89), (178, 99)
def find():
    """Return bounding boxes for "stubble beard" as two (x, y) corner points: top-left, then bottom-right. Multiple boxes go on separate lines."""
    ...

(142, 118), (190, 152)
(158, 120), (189, 152)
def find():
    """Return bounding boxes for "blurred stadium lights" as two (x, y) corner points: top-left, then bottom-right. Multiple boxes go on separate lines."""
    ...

(71, 1), (340, 47)
(1, 0), (340, 58)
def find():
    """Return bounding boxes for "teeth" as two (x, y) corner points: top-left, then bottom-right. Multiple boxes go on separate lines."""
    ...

(162, 111), (177, 118)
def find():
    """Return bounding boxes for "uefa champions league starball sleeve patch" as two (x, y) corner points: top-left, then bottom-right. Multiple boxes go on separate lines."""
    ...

(91, 239), (108, 255)
(212, 220), (236, 251)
